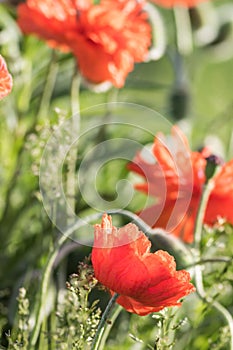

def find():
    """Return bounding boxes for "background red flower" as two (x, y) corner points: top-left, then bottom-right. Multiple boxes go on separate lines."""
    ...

(17, 0), (151, 87)
(129, 127), (233, 243)
(205, 159), (233, 227)
(0, 55), (12, 100)
(91, 214), (195, 316)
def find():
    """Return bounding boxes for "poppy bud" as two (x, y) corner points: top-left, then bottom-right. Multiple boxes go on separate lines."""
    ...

(205, 154), (224, 182)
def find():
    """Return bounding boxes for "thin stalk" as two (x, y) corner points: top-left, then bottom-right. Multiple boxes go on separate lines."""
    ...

(31, 60), (79, 348)
(107, 208), (155, 233)
(91, 293), (119, 350)
(144, 3), (166, 61)
(71, 66), (81, 117)
(193, 181), (215, 249)
(38, 318), (47, 350)
(0, 51), (58, 231)
(29, 234), (67, 348)
(194, 1), (219, 47)
(98, 304), (122, 350)
(29, 212), (103, 348)
(185, 257), (232, 269)
(95, 88), (118, 144)
(48, 311), (57, 350)
(37, 50), (58, 122)
(193, 169), (233, 350)
(173, 6), (193, 55)
(108, 209), (194, 266)
(212, 302), (233, 345)
(195, 264), (233, 350)
(66, 67), (81, 219)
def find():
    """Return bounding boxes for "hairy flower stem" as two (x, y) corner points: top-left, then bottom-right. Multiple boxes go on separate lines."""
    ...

(37, 50), (58, 122)
(95, 88), (118, 144)
(67, 66), (81, 220)
(29, 233), (67, 348)
(30, 64), (81, 348)
(144, 3), (166, 60)
(29, 213), (106, 347)
(173, 6), (193, 55)
(194, 182), (215, 249)
(108, 209), (194, 266)
(91, 293), (119, 350)
(0, 51), (58, 239)
(71, 65), (81, 117)
(98, 304), (122, 350)
(194, 169), (233, 350)
(185, 257), (232, 269)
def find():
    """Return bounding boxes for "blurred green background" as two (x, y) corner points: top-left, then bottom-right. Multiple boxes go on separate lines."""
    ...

(0, 1), (233, 349)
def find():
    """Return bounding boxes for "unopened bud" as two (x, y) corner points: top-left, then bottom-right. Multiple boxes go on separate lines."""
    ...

(205, 154), (224, 182)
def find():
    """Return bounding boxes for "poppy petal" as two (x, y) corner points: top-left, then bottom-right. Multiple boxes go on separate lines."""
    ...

(17, 0), (151, 87)
(129, 126), (233, 243)
(92, 214), (195, 316)
(0, 55), (13, 100)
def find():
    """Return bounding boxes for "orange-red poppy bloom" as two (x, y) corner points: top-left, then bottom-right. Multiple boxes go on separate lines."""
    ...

(128, 126), (233, 243)
(0, 55), (12, 100)
(149, 0), (206, 8)
(17, 0), (151, 87)
(91, 214), (195, 316)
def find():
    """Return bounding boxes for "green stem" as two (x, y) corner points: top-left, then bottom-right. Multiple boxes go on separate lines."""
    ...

(212, 301), (233, 347)
(98, 304), (122, 350)
(71, 65), (81, 117)
(193, 169), (233, 350)
(173, 6), (193, 56)
(144, 3), (166, 61)
(66, 67), (81, 220)
(108, 209), (194, 267)
(29, 212), (104, 348)
(194, 1), (219, 47)
(29, 234), (66, 347)
(95, 88), (118, 144)
(107, 208), (156, 233)
(0, 51), (58, 232)
(195, 264), (233, 350)
(91, 293), (119, 350)
(37, 50), (58, 122)
(193, 181), (215, 250)
(185, 256), (232, 269)
(31, 60), (80, 348)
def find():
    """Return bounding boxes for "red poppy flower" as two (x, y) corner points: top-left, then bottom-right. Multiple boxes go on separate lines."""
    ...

(128, 126), (233, 243)
(91, 214), (195, 316)
(0, 55), (13, 100)
(149, 0), (206, 8)
(17, 0), (151, 87)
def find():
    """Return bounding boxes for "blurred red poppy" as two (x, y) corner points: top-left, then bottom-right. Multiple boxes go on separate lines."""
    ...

(128, 127), (233, 243)
(17, 0), (151, 87)
(91, 214), (195, 316)
(0, 55), (12, 100)
(149, 0), (206, 8)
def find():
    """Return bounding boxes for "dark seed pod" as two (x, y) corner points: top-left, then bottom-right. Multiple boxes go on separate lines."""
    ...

(169, 84), (190, 121)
